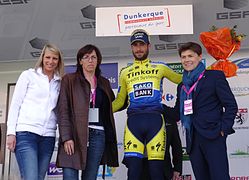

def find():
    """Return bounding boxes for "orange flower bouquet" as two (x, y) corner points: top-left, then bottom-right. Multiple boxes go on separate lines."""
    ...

(199, 25), (246, 77)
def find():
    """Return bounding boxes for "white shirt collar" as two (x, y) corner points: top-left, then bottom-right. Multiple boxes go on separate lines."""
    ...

(36, 67), (61, 81)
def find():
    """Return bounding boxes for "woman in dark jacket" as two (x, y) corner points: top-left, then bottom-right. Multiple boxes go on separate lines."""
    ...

(56, 44), (118, 180)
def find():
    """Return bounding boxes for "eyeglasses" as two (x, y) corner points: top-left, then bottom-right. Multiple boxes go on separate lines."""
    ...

(81, 55), (97, 61)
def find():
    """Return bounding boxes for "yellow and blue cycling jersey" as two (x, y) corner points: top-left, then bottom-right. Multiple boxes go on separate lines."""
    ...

(113, 58), (182, 114)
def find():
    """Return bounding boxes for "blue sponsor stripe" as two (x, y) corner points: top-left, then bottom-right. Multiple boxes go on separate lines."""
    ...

(124, 152), (144, 158)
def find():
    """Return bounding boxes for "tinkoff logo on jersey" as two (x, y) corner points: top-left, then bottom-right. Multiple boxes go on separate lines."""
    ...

(133, 82), (153, 98)
(127, 69), (159, 78)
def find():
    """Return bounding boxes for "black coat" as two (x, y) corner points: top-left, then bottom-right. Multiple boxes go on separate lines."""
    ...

(163, 116), (182, 179)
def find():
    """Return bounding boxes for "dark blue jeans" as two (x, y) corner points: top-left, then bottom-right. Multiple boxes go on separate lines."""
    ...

(63, 128), (105, 180)
(15, 131), (55, 180)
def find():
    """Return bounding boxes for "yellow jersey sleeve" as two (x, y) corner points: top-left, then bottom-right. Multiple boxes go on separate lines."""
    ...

(162, 64), (182, 84)
(112, 68), (128, 112)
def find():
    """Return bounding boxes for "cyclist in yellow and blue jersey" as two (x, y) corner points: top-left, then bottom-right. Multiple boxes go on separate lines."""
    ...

(112, 29), (182, 180)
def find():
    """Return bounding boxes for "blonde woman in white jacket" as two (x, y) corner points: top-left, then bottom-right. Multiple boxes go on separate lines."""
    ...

(6, 44), (64, 180)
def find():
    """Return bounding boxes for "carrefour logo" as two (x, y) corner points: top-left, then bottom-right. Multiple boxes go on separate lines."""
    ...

(165, 93), (174, 101)
(162, 93), (174, 102)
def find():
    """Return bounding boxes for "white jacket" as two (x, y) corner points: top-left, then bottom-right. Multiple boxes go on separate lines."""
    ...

(7, 68), (61, 137)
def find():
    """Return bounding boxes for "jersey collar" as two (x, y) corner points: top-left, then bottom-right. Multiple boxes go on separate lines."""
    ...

(134, 58), (150, 64)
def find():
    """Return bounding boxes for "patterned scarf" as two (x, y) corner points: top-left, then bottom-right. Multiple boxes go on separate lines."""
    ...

(180, 62), (205, 131)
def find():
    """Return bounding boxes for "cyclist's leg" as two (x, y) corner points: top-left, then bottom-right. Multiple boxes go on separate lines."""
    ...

(146, 114), (166, 180)
(123, 114), (146, 180)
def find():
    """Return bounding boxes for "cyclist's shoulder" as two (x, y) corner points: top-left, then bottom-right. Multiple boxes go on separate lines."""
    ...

(150, 60), (170, 69)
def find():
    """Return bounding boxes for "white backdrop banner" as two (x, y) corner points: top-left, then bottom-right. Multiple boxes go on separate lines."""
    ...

(96, 5), (193, 36)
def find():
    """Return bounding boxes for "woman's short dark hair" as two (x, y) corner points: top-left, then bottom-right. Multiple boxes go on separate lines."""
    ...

(76, 44), (102, 76)
(178, 42), (202, 57)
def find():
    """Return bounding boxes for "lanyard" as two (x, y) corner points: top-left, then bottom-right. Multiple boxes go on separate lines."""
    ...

(182, 70), (205, 96)
(90, 76), (97, 108)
